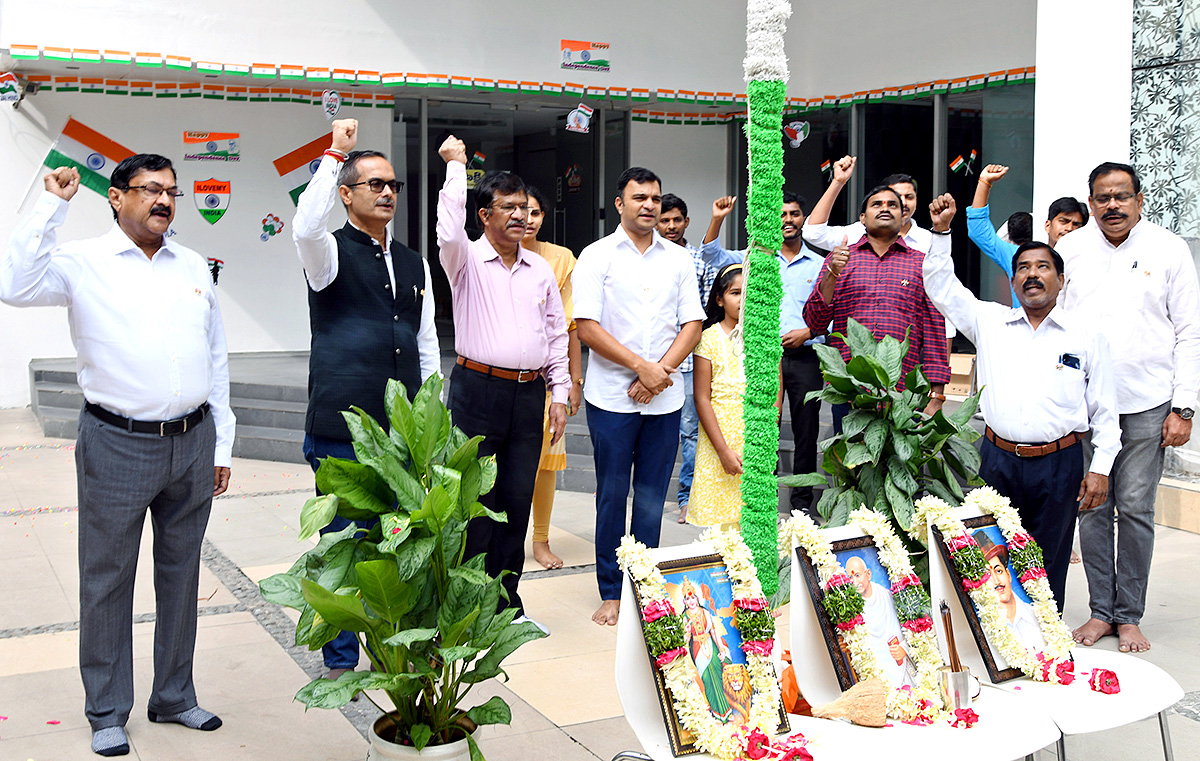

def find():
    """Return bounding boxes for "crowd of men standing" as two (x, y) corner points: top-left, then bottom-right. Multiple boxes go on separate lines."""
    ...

(2, 113), (1197, 756)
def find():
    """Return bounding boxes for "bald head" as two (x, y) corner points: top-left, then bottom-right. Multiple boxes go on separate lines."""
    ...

(846, 556), (872, 597)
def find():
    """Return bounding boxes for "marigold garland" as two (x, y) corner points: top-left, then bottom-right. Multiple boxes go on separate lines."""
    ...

(617, 531), (803, 760)
(913, 489), (1086, 686)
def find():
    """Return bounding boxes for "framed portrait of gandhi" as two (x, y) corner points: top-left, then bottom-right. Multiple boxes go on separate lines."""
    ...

(631, 553), (789, 757)
(933, 514), (1047, 683)
(796, 535), (922, 693)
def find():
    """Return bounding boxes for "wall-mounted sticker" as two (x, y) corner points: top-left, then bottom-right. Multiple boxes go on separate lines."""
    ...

(566, 103), (594, 134)
(784, 121), (810, 148)
(184, 132), (240, 162)
(322, 90), (342, 120)
(466, 150), (486, 190)
(274, 135), (328, 206)
(194, 179), (230, 224)
(261, 214), (284, 242)
(207, 257), (224, 284)
(564, 163), (583, 194)
(0, 72), (19, 103)
(561, 40), (611, 73)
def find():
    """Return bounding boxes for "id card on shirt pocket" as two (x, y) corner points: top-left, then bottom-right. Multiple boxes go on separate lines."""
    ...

(1051, 352), (1085, 408)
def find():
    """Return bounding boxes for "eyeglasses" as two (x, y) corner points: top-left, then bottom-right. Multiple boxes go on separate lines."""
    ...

(345, 178), (404, 194)
(125, 184), (184, 199)
(490, 203), (529, 216)
(1093, 192), (1136, 205)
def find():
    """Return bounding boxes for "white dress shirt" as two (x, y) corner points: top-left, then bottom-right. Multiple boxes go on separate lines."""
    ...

(292, 154), (440, 383)
(804, 218), (955, 338)
(2, 193), (236, 466)
(924, 233), (1121, 475)
(573, 226), (706, 414)
(1058, 218), (1200, 414)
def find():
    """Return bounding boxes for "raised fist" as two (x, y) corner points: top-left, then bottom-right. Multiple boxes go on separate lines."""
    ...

(44, 167), (81, 202)
(828, 235), (850, 276)
(980, 164), (1008, 185)
(439, 135), (467, 165)
(832, 155), (856, 184)
(331, 119), (358, 154)
(711, 195), (737, 219)
(929, 193), (957, 232)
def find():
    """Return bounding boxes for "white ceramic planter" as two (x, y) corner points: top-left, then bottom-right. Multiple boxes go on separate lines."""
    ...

(367, 715), (475, 761)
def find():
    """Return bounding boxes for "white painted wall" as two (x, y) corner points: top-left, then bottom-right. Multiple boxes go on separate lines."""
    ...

(629, 122), (730, 245)
(0, 94), (392, 407)
(1031, 0), (1133, 228)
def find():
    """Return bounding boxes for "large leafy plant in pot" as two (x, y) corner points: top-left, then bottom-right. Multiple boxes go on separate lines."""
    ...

(781, 319), (983, 575)
(259, 375), (546, 760)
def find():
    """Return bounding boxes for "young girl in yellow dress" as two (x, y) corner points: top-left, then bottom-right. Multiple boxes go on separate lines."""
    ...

(688, 264), (781, 527)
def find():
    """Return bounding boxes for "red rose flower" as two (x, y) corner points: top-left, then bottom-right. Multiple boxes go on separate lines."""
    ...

(1009, 532), (1032, 549)
(962, 572), (992, 591)
(951, 708), (979, 728)
(902, 616), (934, 633)
(736, 596), (770, 612)
(1055, 659), (1076, 685)
(641, 598), (675, 623)
(825, 573), (851, 589)
(745, 729), (770, 760)
(835, 614), (865, 632)
(891, 574), (922, 594)
(1089, 669), (1120, 694)
(947, 533), (977, 552)
(655, 647), (685, 668)
(742, 639), (774, 657)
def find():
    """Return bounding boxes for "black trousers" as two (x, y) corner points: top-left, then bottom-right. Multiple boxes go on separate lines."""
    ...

(979, 436), (1084, 611)
(782, 347), (823, 516)
(449, 364), (546, 615)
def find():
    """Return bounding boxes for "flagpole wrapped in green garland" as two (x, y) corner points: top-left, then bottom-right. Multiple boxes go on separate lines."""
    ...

(740, 0), (792, 596)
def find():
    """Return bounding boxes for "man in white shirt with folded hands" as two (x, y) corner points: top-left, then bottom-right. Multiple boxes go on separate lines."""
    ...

(2, 158), (235, 757)
(922, 192), (1120, 615)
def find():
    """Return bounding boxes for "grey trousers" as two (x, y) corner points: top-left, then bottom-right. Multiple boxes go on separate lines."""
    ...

(75, 407), (216, 730)
(1080, 400), (1168, 625)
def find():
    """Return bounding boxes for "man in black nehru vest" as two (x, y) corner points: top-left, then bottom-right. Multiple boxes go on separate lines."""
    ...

(292, 118), (440, 681)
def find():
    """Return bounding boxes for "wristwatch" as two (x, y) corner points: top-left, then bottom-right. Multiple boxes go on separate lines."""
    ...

(1172, 407), (1194, 420)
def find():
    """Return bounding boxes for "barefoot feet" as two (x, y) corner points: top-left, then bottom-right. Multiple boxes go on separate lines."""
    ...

(592, 599), (620, 626)
(678, 503), (689, 524)
(1070, 550), (1081, 564)
(533, 541), (563, 570)
(1072, 617), (1115, 646)
(1117, 623), (1151, 653)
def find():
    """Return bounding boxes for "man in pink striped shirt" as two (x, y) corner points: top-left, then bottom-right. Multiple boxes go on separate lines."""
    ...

(437, 135), (569, 632)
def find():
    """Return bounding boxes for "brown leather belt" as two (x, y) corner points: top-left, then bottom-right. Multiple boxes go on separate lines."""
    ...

(985, 426), (1081, 458)
(456, 356), (541, 383)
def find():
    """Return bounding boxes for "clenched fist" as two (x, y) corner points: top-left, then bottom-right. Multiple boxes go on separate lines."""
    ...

(439, 135), (467, 165)
(331, 119), (358, 154)
(928, 193), (957, 232)
(44, 167), (81, 202)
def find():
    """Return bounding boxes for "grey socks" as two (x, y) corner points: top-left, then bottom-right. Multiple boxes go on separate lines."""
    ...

(92, 726), (129, 756)
(147, 705), (223, 731)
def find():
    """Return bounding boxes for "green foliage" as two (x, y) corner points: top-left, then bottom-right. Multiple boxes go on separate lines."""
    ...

(642, 614), (686, 657)
(821, 579), (865, 624)
(780, 319), (982, 534)
(734, 607), (775, 643)
(259, 375), (545, 752)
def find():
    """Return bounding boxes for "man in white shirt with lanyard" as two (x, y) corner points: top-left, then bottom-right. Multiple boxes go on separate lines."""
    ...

(573, 167), (705, 626)
(2, 158), (235, 757)
(923, 193), (1120, 613)
(1057, 162), (1200, 654)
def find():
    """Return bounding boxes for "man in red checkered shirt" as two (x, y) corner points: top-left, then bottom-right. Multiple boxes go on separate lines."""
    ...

(803, 185), (951, 431)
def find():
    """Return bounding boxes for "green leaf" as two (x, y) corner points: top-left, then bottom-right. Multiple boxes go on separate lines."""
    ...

(259, 572), (306, 609)
(872, 487), (892, 518)
(376, 513), (411, 554)
(924, 477), (961, 506)
(298, 494), (340, 542)
(816, 485), (844, 521)
(315, 458), (393, 517)
(410, 723), (433, 751)
(437, 645), (482, 663)
(864, 419), (888, 460)
(842, 410), (872, 440)
(478, 455), (498, 498)
(413, 395), (451, 470)
(447, 434), (485, 474)
(449, 566), (492, 587)
(466, 733), (485, 761)
(381, 627), (439, 648)
(314, 538), (362, 591)
(892, 432), (916, 461)
(847, 355), (889, 388)
(843, 442), (872, 469)
(858, 463), (883, 508)
(814, 342), (849, 375)
(885, 477), (914, 529)
(887, 455), (920, 495)
(295, 606), (339, 650)
(466, 695), (513, 727)
(842, 319), (878, 359)
(300, 578), (375, 632)
(779, 472), (828, 488)
(945, 437), (982, 477)
(356, 558), (417, 622)
(393, 536), (437, 581)
(949, 392), (982, 427)
(345, 406), (400, 469)
(467, 501), (508, 523)
(829, 489), (861, 526)
(876, 335), (906, 386)
(904, 365), (930, 395)
(463, 619), (547, 683)
(432, 466), (462, 516)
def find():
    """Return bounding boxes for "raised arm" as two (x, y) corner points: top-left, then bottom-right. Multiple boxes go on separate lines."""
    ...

(698, 196), (744, 268)
(293, 119), (356, 291)
(0, 168), (80, 307)
(924, 194), (981, 344)
(802, 155), (855, 250)
(965, 164), (1016, 279)
(435, 135), (471, 283)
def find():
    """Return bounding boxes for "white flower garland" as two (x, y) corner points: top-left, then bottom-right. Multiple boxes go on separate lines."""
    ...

(914, 492), (1074, 684)
(783, 512), (947, 721)
(616, 531), (785, 760)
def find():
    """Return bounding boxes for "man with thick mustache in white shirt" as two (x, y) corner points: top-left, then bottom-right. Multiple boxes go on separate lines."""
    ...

(2, 158), (235, 756)
(1057, 162), (1200, 654)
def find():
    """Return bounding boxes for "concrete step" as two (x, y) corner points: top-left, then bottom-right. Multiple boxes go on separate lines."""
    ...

(230, 397), (308, 429)
(231, 424), (307, 464)
(37, 405), (79, 439)
(228, 380), (308, 405)
(35, 381), (85, 412)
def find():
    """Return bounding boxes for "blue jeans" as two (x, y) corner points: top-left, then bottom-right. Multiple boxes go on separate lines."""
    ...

(302, 433), (375, 670)
(588, 403), (681, 600)
(677, 370), (698, 507)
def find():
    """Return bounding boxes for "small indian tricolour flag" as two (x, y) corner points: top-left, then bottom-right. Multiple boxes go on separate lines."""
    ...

(332, 69), (356, 84)
(498, 79), (519, 93)
(357, 70), (381, 85)
(55, 77), (80, 93)
(44, 118), (135, 195)
(44, 47), (72, 62)
(104, 50), (132, 65)
(564, 82), (584, 97)
(427, 74), (449, 88)
(196, 61), (222, 75)
(382, 72), (406, 86)
(155, 83), (178, 98)
(10, 44), (40, 60)
(273, 134), (329, 206)
(252, 63), (277, 78)
(179, 82), (201, 98)
(279, 64), (305, 80)
(224, 63), (250, 76)
(130, 81), (153, 97)
(135, 52), (162, 67)
(166, 54), (191, 71)
(74, 49), (102, 64)
(949, 155), (965, 173)
(820, 159), (831, 176)
(451, 76), (473, 90)
(306, 67), (330, 81)
(105, 79), (128, 96)
(194, 179), (231, 224)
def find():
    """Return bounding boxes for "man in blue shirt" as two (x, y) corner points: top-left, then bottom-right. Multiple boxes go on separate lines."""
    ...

(968, 163), (1089, 305)
(699, 192), (825, 517)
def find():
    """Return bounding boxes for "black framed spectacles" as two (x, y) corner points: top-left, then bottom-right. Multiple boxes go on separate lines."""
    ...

(125, 184), (185, 199)
(345, 178), (404, 194)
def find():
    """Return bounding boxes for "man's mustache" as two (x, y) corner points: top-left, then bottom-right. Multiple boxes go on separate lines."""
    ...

(1103, 210), (1127, 221)
(1023, 278), (1044, 291)
(150, 205), (171, 217)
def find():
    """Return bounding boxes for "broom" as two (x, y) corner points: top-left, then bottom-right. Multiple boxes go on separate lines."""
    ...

(810, 678), (887, 727)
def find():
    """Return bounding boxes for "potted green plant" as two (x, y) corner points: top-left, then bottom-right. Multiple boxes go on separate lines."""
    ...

(259, 374), (546, 761)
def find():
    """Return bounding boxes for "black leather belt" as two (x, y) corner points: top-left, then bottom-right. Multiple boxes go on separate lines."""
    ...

(86, 401), (210, 436)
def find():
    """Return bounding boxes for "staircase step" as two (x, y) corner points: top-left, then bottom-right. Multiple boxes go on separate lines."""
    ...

(231, 424), (307, 464)
(227, 381), (308, 404)
(230, 397), (308, 429)
(36, 406), (79, 440)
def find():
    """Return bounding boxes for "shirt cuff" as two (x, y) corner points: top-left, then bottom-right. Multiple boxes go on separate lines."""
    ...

(1171, 390), (1197, 410)
(1088, 449), (1116, 478)
(550, 383), (569, 405)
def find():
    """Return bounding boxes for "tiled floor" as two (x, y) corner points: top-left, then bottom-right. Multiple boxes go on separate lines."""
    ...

(1, 406), (1197, 760)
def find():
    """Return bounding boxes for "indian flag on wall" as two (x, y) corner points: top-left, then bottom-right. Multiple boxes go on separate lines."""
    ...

(44, 118), (135, 195)
(273, 134), (328, 205)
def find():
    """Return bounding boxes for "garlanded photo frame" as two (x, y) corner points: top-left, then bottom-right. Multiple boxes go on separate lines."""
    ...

(916, 489), (1077, 686)
(787, 510), (946, 724)
(618, 531), (790, 759)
